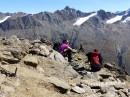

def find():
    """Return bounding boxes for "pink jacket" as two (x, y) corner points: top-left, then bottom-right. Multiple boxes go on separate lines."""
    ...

(59, 43), (69, 54)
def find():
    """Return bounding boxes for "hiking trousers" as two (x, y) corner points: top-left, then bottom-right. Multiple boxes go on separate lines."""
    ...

(91, 64), (101, 72)
(63, 49), (72, 62)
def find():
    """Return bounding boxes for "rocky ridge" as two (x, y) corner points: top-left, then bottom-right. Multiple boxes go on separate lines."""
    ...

(0, 35), (129, 97)
(1, 7), (130, 73)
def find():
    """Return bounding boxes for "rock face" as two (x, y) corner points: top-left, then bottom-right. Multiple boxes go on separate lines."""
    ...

(23, 55), (39, 68)
(29, 44), (50, 57)
(0, 36), (129, 97)
(47, 76), (71, 93)
(49, 50), (67, 63)
(71, 86), (85, 94)
(104, 63), (116, 70)
(0, 50), (20, 64)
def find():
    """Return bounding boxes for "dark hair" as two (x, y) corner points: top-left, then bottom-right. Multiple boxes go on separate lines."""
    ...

(62, 39), (68, 43)
(94, 49), (98, 52)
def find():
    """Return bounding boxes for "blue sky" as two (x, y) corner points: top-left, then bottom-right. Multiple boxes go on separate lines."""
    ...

(0, 0), (130, 13)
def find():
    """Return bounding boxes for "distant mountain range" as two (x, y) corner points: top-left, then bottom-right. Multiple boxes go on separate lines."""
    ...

(0, 6), (130, 73)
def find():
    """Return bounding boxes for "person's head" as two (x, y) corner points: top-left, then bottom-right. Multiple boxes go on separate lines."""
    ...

(62, 39), (69, 44)
(94, 49), (98, 52)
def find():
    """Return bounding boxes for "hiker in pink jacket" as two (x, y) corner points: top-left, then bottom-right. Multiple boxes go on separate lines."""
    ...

(59, 40), (74, 62)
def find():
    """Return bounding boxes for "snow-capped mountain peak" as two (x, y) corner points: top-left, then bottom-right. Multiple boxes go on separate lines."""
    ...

(122, 16), (130, 23)
(106, 15), (122, 24)
(73, 12), (97, 26)
(0, 16), (11, 23)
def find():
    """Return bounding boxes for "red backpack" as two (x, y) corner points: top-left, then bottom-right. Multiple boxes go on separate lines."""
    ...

(91, 52), (100, 65)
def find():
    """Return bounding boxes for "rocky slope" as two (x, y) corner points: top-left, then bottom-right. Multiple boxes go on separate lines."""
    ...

(0, 35), (129, 97)
(0, 7), (130, 74)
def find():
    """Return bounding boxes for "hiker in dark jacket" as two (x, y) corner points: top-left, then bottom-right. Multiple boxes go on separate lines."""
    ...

(86, 49), (103, 72)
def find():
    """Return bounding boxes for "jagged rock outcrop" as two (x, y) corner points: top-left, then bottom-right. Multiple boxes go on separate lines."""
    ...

(23, 54), (39, 68)
(0, 36), (129, 97)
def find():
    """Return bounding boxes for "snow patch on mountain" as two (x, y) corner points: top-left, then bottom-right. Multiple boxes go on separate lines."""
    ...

(0, 16), (11, 23)
(106, 16), (122, 24)
(122, 17), (130, 23)
(73, 13), (97, 26)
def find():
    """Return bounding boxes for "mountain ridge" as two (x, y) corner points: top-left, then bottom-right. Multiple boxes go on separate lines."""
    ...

(0, 6), (130, 74)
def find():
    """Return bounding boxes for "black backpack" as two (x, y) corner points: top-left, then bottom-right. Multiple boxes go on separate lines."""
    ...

(53, 42), (60, 51)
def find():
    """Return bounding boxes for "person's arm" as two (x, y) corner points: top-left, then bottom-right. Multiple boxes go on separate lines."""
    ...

(99, 54), (103, 65)
(68, 46), (77, 53)
(86, 52), (91, 63)
(68, 46), (73, 51)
